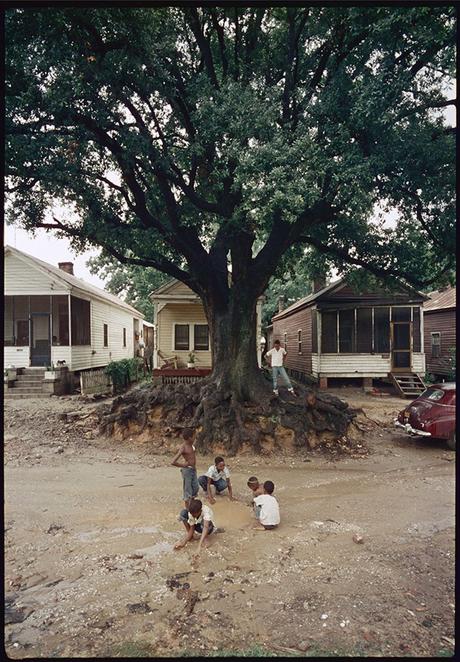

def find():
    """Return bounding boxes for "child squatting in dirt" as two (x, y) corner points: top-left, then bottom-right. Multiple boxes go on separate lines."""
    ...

(174, 498), (218, 560)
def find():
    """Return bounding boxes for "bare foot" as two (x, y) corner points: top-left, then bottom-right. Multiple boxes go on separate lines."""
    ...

(214, 527), (225, 534)
(174, 541), (186, 550)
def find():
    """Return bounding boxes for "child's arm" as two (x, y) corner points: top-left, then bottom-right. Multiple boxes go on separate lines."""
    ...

(206, 477), (216, 504)
(174, 524), (195, 549)
(227, 478), (235, 500)
(171, 445), (187, 468)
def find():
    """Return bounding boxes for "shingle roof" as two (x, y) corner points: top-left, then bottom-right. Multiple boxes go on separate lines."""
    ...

(424, 286), (456, 312)
(5, 245), (144, 318)
(272, 278), (345, 320)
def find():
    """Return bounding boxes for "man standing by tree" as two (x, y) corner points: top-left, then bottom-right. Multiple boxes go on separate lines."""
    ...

(265, 340), (296, 397)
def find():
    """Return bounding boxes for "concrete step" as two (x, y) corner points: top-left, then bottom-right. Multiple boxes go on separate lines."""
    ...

(9, 387), (45, 394)
(15, 377), (45, 383)
(4, 393), (50, 399)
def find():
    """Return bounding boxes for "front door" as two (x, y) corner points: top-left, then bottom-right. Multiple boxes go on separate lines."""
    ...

(391, 322), (412, 371)
(30, 313), (51, 367)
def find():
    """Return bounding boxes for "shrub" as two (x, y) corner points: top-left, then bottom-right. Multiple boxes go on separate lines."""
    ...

(105, 357), (143, 392)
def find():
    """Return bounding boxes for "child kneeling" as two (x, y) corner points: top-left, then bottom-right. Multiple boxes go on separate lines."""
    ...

(253, 480), (280, 530)
(174, 498), (215, 553)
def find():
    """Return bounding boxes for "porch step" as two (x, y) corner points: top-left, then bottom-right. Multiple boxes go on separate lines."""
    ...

(9, 386), (45, 394)
(390, 372), (426, 398)
(15, 376), (45, 384)
(4, 392), (50, 399)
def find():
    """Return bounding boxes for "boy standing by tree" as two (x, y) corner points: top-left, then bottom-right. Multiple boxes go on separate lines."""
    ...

(198, 457), (235, 504)
(265, 339), (296, 396)
(171, 428), (198, 508)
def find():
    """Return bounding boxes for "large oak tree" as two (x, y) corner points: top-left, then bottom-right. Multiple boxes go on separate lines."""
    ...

(5, 6), (455, 448)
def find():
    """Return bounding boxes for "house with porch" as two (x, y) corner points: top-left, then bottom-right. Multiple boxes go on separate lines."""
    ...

(423, 285), (456, 380)
(4, 245), (144, 395)
(150, 279), (264, 380)
(271, 275), (428, 396)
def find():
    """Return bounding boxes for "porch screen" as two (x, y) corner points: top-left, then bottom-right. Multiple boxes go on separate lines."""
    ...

(321, 311), (337, 353)
(392, 306), (411, 322)
(194, 324), (209, 351)
(4, 296), (30, 346)
(356, 308), (372, 352)
(174, 324), (189, 350)
(374, 307), (390, 352)
(339, 310), (355, 353)
(52, 296), (69, 345)
(311, 309), (318, 353)
(71, 297), (91, 345)
(412, 308), (421, 352)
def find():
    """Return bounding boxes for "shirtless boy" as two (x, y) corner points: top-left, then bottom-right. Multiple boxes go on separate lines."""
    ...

(171, 428), (198, 508)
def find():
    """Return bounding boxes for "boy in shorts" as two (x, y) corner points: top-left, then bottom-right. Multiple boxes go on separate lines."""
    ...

(171, 428), (198, 508)
(174, 498), (216, 556)
(198, 456), (235, 504)
(247, 476), (264, 504)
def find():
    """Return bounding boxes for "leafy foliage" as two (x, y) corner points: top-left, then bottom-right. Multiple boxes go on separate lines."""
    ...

(105, 357), (143, 392)
(5, 6), (455, 299)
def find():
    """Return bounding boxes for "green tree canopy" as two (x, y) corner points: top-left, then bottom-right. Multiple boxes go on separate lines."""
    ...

(6, 5), (456, 401)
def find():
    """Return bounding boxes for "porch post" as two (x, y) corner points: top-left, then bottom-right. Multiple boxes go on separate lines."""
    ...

(68, 294), (72, 349)
(420, 306), (424, 354)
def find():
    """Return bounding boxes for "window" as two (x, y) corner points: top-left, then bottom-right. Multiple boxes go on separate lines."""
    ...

(311, 309), (318, 353)
(123, 327), (127, 347)
(412, 308), (421, 352)
(431, 332), (441, 358)
(420, 387), (444, 401)
(70, 297), (91, 345)
(374, 307), (390, 352)
(284, 333), (287, 352)
(321, 311), (338, 353)
(357, 308), (372, 352)
(339, 309), (355, 353)
(52, 296), (69, 346)
(103, 324), (108, 347)
(174, 324), (189, 350)
(194, 324), (209, 351)
(298, 330), (302, 354)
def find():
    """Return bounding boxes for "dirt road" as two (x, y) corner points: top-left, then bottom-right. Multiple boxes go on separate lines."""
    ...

(4, 391), (455, 657)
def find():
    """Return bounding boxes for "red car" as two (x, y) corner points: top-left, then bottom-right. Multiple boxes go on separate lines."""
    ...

(394, 383), (456, 450)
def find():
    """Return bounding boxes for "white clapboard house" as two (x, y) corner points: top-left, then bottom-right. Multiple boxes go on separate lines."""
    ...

(4, 246), (145, 394)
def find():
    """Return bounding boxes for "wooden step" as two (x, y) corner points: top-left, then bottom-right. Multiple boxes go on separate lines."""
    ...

(390, 372), (425, 397)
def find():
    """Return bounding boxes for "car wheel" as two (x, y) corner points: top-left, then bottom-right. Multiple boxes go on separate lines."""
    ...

(446, 432), (456, 451)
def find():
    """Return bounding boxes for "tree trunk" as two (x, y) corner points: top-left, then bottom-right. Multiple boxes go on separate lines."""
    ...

(204, 289), (262, 401)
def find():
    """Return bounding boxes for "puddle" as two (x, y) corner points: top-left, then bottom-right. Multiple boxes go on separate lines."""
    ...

(134, 540), (175, 559)
(75, 525), (160, 542)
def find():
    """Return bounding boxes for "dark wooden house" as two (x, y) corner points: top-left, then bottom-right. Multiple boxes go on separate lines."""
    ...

(423, 286), (456, 379)
(271, 276), (428, 395)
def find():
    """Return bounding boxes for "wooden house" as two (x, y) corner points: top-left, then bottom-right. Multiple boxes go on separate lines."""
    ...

(151, 279), (264, 374)
(423, 286), (456, 379)
(4, 246), (144, 392)
(271, 276), (428, 395)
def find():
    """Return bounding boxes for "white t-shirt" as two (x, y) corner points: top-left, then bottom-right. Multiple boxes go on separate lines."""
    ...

(187, 504), (214, 526)
(254, 494), (280, 526)
(205, 464), (230, 481)
(266, 347), (286, 367)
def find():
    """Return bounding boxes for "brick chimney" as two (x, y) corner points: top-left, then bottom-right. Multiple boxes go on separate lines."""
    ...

(277, 295), (285, 312)
(312, 277), (326, 293)
(58, 262), (74, 275)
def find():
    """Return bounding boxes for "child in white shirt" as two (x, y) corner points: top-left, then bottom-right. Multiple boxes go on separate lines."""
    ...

(253, 480), (280, 530)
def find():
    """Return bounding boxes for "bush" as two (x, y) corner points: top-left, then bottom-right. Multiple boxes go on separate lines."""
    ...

(105, 357), (143, 392)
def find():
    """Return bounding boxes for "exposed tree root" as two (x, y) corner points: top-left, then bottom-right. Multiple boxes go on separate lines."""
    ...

(97, 373), (358, 455)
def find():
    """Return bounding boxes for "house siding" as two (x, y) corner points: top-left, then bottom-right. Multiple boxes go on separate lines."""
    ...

(272, 307), (312, 374)
(157, 303), (212, 367)
(424, 309), (456, 376)
(5, 253), (69, 295)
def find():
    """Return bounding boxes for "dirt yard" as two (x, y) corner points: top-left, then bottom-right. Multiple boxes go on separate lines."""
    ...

(4, 388), (455, 658)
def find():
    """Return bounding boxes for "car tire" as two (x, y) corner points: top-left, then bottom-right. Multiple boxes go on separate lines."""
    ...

(446, 432), (456, 451)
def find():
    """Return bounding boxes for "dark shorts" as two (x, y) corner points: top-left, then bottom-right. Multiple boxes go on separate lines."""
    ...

(181, 466), (199, 501)
(262, 524), (277, 530)
(198, 475), (228, 493)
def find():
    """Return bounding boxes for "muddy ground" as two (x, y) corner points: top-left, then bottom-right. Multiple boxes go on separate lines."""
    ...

(4, 388), (455, 658)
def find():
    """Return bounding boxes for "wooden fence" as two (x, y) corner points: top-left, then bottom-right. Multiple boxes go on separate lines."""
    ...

(80, 369), (112, 395)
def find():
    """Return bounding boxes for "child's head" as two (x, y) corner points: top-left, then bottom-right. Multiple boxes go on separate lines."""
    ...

(274, 339), (280, 348)
(247, 476), (260, 492)
(189, 499), (202, 516)
(182, 427), (194, 441)
(215, 456), (225, 471)
(263, 480), (275, 495)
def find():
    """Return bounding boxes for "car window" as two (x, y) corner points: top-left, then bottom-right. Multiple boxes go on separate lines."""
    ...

(420, 388), (445, 401)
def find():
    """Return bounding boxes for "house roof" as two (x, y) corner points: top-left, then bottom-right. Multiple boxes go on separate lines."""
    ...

(5, 245), (144, 318)
(424, 286), (456, 312)
(272, 274), (428, 322)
